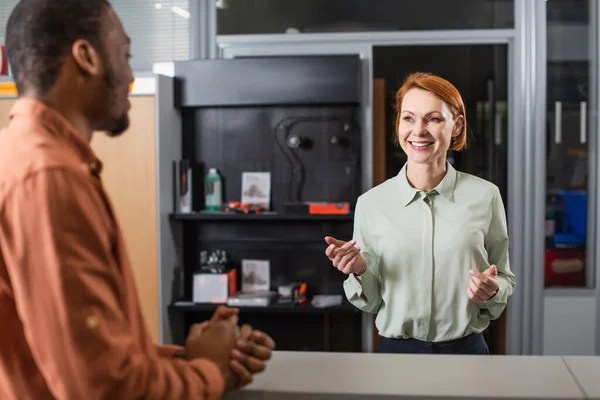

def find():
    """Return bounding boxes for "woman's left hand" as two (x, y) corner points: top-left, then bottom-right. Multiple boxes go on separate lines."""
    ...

(468, 265), (499, 304)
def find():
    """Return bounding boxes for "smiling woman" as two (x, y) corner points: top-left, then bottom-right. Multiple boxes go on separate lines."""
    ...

(395, 73), (467, 169)
(324, 72), (516, 355)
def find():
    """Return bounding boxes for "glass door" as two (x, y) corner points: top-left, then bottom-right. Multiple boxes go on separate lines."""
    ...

(544, 0), (595, 289)
(373, 43), (509, 354)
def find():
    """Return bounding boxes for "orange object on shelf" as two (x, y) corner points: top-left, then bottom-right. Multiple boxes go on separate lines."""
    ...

(308, 202), (350, 214)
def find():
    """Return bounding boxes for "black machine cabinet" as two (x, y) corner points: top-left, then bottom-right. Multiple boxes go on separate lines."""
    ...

(169, 55), (364, 352)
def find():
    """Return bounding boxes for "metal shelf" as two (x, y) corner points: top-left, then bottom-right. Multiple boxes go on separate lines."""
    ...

(169, 300), (358, 314)
(171, 211), (354, 222)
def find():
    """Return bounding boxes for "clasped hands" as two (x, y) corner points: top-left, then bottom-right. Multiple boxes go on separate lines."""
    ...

(183, 306), (275, 391)
(324, 236), (499, 303)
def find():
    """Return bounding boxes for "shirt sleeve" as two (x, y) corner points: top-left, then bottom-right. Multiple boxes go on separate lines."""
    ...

(343, 197), (382, 314)
(0, 168), (224, 400)
(479, 187), (516, 319)
(156, 344), (186, 358)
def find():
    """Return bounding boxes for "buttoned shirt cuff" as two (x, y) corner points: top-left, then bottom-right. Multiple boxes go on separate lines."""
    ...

(481, 278), (508, 308)
(344, 272), (364, 297)
(344, 271), (375, 309)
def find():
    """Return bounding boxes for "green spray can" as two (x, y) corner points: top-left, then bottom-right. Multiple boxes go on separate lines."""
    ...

(204, 168), (222, 211)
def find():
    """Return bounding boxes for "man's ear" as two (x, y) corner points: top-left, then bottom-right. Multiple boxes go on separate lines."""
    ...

(71, 39), (101, 77)
(453, 115), (464, 137)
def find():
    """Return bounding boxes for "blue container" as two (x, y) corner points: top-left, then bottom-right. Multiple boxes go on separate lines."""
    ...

(553, 190), (587, 246)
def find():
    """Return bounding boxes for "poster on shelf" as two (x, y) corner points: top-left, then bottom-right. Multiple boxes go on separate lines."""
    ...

(241, 172), (271, 210)
(241, 259), (270, 292)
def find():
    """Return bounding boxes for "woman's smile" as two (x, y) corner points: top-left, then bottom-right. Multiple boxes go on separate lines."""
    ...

(408, 140), (435, 151)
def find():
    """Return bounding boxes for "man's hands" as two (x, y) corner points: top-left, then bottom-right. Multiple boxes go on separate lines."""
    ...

(184, 306), (275, 390)
(229, 324), (276, 388)
(184, 309), (239, 387)
(324, 236), (367, 276)
(468, 265), (499, 304)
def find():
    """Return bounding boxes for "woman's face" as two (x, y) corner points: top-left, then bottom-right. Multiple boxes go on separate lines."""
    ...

(397, 88), (461, 165)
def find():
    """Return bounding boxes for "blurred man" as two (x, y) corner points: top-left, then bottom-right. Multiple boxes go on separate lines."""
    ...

(0, 1), (274, 398)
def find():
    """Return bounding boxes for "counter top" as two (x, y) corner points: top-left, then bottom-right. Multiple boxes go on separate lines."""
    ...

(224, 351), (594, 399)
(563, 356), (600, 399)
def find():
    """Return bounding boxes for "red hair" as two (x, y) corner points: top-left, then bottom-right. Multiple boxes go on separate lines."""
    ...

(394, 72), (467, 151)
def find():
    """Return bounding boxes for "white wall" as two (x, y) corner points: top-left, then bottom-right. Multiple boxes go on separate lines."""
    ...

(543, 292), (597, 355)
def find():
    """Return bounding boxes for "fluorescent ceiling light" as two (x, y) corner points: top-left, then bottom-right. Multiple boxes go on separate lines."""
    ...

(171, 6), (190, 19)
(155, 3), (162, 9)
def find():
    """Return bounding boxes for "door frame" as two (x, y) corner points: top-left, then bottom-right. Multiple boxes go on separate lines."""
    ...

(216, 27), (533, 354)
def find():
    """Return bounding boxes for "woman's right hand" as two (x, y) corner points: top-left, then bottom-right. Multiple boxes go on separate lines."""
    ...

(324, 236), (367, 276)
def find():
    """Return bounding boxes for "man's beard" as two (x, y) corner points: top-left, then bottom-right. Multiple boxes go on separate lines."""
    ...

(102, 68), (130, 137)
(104, 113), (129, 137)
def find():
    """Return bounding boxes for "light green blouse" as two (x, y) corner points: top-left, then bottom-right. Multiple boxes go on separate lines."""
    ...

(344, 163), (516, 342)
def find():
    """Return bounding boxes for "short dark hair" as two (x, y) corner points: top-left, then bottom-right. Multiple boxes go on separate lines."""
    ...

(6, 0), (111, 95)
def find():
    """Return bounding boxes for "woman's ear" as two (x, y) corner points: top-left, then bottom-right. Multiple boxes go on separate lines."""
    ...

(452, 115), (464, 137)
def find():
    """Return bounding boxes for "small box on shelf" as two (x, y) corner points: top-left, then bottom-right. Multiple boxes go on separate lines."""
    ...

(173, 159), (203, 214)
(192, 249), (237, 303)
(227, 291), (277, 307)
(284, 202), (350, 215)
(192, 270), (237, 304)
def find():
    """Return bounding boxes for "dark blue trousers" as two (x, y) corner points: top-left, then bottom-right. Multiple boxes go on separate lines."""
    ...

(376, 332), (489, 355)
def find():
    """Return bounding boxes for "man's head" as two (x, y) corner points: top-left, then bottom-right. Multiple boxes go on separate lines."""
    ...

(6, 0), (134, 136)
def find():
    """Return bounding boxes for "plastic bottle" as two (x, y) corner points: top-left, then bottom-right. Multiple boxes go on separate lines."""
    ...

(204, 168), (222, 211)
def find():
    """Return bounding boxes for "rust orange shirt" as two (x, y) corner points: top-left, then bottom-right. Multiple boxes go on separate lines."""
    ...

(0, 99), (224, 399)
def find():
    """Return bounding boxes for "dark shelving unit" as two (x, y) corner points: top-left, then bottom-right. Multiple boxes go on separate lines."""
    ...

(162, 55), (364, 353)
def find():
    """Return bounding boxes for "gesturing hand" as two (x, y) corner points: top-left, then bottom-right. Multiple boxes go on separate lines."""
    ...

(324, 236), (367, 276)
(468, 265), (499, 304)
